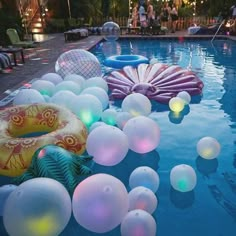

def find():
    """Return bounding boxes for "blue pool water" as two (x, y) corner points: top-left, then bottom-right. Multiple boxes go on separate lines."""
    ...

(1, 38), (236, 236)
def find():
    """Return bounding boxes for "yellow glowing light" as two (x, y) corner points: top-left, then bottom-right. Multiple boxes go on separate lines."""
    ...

(169, 97), (185, 113)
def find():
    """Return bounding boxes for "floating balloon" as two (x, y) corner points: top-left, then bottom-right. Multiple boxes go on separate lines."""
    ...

(129, 166), (160, 193)
(128, 186), (158, 214)
(13, 89), (45, 105)
(121, 209), (156, 236)
(101, 108), (118, 126)
(86, 125), (129, 166)
(101, 21), (120, 41)
(197, 137), (221, 159)
(85, 76), (109, 93)
(123, 116), (160, 154)
(116, 112), (133, 130)
(54, 81), (82, 95)
(121, 93), (152, 117)
(177, 91), (191, 104)
(41, 73), (63, 85)
(72, 174), (129, 233)
(64, 74), (85, 89)
(3, 178), (71, 236)
(169, 97), (185, 112)
(55, 49), (102, 79)
(31, 80), (55, 96)
(170, 164), (197, 192)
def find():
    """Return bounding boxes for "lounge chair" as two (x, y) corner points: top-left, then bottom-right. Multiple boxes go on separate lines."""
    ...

(6, 28), (37, 48)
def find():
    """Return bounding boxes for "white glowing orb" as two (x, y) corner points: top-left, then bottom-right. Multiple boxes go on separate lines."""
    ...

(31, 80), (55, 96)
(85, 77), (109, 93)
(101, 109), (118, 126)
(64, 74), (85, 89)
(169, 97), (185, 112)
(41, 73), (63, 85)
(54, 81), (82, 95)
(13, 89), (45, 105)
(177, 91), (191, 104)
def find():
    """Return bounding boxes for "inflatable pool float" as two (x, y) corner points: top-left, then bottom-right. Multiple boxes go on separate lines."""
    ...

(104, 63), (204, 103)
(104, 54), (149, 69)
(0, 103), (87, 177)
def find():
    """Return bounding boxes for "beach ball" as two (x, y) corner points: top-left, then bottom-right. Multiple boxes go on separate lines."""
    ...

(101, 109), (118, 126)
(169, 97), (185, 112)
(3, 178), (71, 236)
(101, 21), (120, 41)
(72, 174), (129, 233)
(121, 209), (156, 236)
(129, 166), (160, 193)
(55, 49), (102, 79)
(71, 94), (103, 127)
(64, 74), (86, 89)
(85, 76), (109, 93)
(81, 87), (109, 110)
(86, 125), (129, 166)
(13, 89), (45, 105)
(122, 93), (152, 117)
(116, 112), (133, 130)
(170, 164), (197, 192)
(31, 80), (55, 96)
(128, 186), (158, 214)
(177, 91), (191, 104)
(197, 137), (221, 159)
(89, 121), (107, 133)
(0, 184), (17, 216)
(41, 73), (63, 85)
(123, 116), (160, 154)
(54, 81), (82, 95)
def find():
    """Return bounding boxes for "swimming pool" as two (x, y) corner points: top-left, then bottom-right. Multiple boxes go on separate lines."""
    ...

(0, 38), (236, 236)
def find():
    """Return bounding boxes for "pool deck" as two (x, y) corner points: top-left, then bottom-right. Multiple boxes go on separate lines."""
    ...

(0, 30), (236, 106)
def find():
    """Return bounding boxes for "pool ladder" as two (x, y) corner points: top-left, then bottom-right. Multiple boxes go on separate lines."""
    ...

(211, 20), (225, 43)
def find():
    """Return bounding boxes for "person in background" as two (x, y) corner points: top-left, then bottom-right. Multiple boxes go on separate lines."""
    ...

(139, 4), (148, 34)
(160, 2), (170, 29)
(132, 3), (139, 28)
(170, 3), (178, 33)
(147, 1), (154, 27)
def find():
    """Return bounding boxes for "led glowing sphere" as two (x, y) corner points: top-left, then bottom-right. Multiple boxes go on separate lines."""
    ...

(89, 121), (107, 133)
(81, 87), (109, 110)
(129, 166), (160, 193)
(71, 94), (103, 127)
(116, 112), (133, 130)
(170, 164), (197, 192)
(13, 89), (45, 105)
(177, 91), (191, 104)
(86, 125), (129, 166)
(120, 209), (156, 236)
(128, 186), (158, 214)
(3, 178), (71, 236)
(85, 77), (109, 93)
(72, 174), (129, 233)
(55, 49), (102, 79)
(197, 137), (221, 159)
(101, 109), (118, 126)
(31, 80), (55, 96)
(54, 81), (82, 95)
(121, 93), (152, 117)
(0, 184), (17, 216)
(41, 73), (63, 85)
(101, 21), (120, 41)
(64, 74), (86, 89)
(123, 116), (160, 154)
(169, 97), (185, 112)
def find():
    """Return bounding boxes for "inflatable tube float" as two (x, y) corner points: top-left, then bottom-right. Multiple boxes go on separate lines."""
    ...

(0, 103), (87, 177)
(104, 63), (204, 103)
(104, 54), (149, 69)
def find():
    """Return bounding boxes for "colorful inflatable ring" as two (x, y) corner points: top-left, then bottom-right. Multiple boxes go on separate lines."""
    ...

(104, 54), (149, 69)
(0, 103), (88, 177)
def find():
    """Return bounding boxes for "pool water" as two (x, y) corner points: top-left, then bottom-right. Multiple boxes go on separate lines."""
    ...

(1, 38), (236, 236)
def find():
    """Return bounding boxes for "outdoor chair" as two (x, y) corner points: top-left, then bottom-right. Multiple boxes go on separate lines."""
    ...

(6, 28), (37, 48)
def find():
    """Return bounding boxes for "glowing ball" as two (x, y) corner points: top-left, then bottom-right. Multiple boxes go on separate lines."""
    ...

(86, 125), (129, 166)
(121, 93), (152, 117)
(129, 166), (160, 193)
(64, 74), (85, 89)
(170, 164), (197, 192)
(85, 77), (109, 93)
(31, 80), (55, 96)
(169, 97), (185, 112)
(177, 91), (191, 104)
(54, 81), (82, 95)
(101, 21), (120, 41)
(70, 94), (103, 127)
(72, 174), (129, 233)
(3, 178), (71, 236)
(81, 87), (109, 110)
(128, 186), (158, 214)
(149, 58), (158, 64)
(123, 116), (160, 154)
(41, 73), (63, 85)
(116, 112), (133, 130)
(121, 209), (156, 236)
(50, 90), (77, 110)
(101, 109), (118, 126)
(13, 89), (45, 105)
(197, 137), (221, 159)
(55, 49), (102, 79)
(0, 184), (17, 216)
(89, 121), (107, 133)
